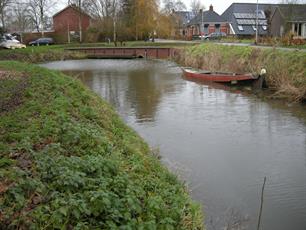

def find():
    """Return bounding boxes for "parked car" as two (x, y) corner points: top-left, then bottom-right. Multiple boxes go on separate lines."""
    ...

(203, 32), (227, 40)
(192, 35), (205, 40)
(29, 37), (54, 46)
(3, 33), (20, 43)
(0, 40), (26, 49)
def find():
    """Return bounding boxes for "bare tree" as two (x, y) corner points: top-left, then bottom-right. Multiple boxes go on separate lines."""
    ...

(28, 0), (52, 33)
(0, 0), (12, 30)
(6, 0), (31, 38)
(67, 0), (122, 42)
(190, 0), (205, 14)
(82, 0), (121, 42)
(83, 0), (120, 19)
(163, 0), (186, 14)
(28, 0), (40, 31)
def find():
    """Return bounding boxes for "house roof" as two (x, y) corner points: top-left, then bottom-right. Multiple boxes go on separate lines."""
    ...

(276, 4), (306, 22)
(53, 4), (92, 19)
(221, 3), (306, 35)
(222, 3), (278, 35)
(187, 9), (227, 26)
(173, 11), (196, 25)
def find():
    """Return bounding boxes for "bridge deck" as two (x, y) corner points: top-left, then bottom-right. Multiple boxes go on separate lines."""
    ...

(66, 47), (176, 59)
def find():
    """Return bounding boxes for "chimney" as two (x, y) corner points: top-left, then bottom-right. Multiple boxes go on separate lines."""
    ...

(199, 9), (203, 14)
(209, 5), (213, 11)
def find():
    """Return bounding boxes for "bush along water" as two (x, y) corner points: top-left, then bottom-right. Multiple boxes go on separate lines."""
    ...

(0, 61), (203, 229)
(175, 43), (306, 102)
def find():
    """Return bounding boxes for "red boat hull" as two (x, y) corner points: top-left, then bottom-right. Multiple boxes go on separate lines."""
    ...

(182, 68), (257, 83)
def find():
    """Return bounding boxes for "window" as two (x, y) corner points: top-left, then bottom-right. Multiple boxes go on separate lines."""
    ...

(238, 25), (244, 31)
(215, 24), (220, 33)
(298, 23), (302, 36)
(204, 24), (209, 34)
(255, 10), (265, 19)
(252, 25), (257, 31)
(293, 23), (302, 36)
(280, 25), (284, 36)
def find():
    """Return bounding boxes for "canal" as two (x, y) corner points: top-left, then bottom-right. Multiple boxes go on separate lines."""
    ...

(41, 59), (306, 230)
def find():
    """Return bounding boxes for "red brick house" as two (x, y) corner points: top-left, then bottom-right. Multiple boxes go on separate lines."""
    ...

(186, 5), (229, 39)
(53, 4), (92, 42)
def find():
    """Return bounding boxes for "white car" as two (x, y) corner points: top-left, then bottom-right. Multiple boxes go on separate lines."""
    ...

(0, 40), (26, 49)
(4, 33), (20, 43)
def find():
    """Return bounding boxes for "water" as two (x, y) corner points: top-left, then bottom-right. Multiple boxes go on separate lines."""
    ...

(41, 59), (306, 230)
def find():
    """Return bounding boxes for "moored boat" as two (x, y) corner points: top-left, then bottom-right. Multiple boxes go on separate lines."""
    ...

(181, 67), (260, 84)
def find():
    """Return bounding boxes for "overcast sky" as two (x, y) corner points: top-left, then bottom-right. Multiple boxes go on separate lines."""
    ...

(54, 0), (306, 15)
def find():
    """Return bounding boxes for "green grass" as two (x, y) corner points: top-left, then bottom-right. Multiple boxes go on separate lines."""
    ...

(220, 37), (254, 44)
(282, 44), (306, 49)
(0, 45), (86, 63)
(219, 37), (306, 49)
(0, 61), (203, 229)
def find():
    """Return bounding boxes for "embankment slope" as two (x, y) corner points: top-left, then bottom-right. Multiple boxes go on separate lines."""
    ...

(0, 61), (203, 229)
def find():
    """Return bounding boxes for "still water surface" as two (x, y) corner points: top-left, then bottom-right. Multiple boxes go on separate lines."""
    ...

(42, 59), (306, 230)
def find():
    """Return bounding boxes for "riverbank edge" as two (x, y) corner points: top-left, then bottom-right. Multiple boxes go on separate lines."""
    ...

(0, 61), (204, 229)
(0, 46), (87, 63)
(1, 43), (305, 103)
(172, 44), (306, 103)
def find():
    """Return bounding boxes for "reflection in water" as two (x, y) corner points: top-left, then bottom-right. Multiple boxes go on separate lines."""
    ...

(41, 59), (306, 230)
(64, 61), (182, 123)
(126, 69), (162, 122)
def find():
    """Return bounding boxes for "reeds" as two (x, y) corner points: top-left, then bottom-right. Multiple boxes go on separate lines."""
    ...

(175, 44), (306, 102)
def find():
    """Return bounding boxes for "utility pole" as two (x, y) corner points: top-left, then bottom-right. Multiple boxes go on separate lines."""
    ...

(201, 9), (203, 40)
(255, 0), (259, 44)
(113, 18), (116, 44)
(78, 0), (82, 43)
(67, 22), (70, 43)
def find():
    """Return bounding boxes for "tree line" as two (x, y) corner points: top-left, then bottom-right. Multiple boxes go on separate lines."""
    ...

(0, 0), (205, 41)
(1, 0), (304, 42)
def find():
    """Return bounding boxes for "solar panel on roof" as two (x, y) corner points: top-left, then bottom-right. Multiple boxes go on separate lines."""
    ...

(236, 19), (267, 25)
(240, 13), (266, 19)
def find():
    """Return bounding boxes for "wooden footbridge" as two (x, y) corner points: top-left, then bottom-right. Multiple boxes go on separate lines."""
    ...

(66, 47), (176, 59)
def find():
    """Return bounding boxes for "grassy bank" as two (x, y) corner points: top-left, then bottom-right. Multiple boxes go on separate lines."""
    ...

(0, 62), (203, 229)
(0, 46), (86, 63)
(175, 43), (306, 102)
